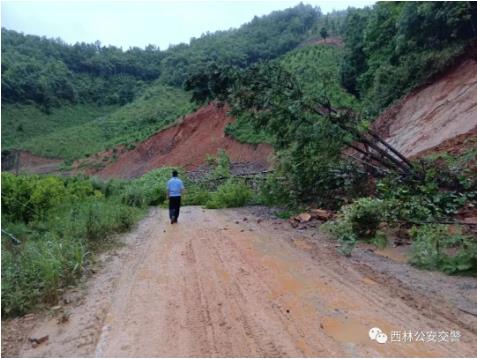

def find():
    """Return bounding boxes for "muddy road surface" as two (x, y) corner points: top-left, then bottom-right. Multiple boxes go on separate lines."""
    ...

(5, 207), (477, 357)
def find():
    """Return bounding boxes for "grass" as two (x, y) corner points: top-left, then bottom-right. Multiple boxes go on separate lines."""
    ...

(224, 113), (273, 144)
(1, 172), (146, 316)
(1, 82), (194, 161)
(1, 103), (118, 153)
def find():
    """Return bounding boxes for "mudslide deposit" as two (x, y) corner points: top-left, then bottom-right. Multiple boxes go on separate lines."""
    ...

(97, 103), (272, 178)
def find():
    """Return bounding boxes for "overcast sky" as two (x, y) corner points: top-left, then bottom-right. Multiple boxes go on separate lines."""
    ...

(1, 0), (375, 50)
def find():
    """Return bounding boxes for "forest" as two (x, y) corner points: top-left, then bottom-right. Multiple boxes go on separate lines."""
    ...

(1, 3), (320, 109)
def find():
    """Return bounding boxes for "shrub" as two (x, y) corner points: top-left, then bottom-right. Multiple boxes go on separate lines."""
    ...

(259, 172), (297, 207)
(409, 224), (477, 275)
(183, 184), (210, 205)
(66, 177), (97, 200)
(1, 172), (35, 222)
(1, 172), (144, 316)
(206, 179), (252, 209)
(1, 234), (86, 316)
(345, 198), (384, 238)
(120, 185), (147, 208)
(323, 197), (385, 256)
(208, 149), (231, 179)
(30, 177), (66, 218)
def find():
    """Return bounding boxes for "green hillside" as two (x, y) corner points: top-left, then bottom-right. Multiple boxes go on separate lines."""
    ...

(1, 3), (324, 161)
(2, 83), (193, 161)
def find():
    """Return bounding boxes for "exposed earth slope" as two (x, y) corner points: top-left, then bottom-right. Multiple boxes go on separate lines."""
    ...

(373, 58), (477, 158)
(95, 103), (273, 178)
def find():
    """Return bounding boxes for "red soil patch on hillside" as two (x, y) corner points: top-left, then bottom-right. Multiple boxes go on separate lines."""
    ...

(96, 103), (273, 179)
(372, 53), (477, 158)
(413, 129), (477, 160)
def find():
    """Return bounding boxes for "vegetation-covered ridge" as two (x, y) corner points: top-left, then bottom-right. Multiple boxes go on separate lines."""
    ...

(1, 3), (322, 109)
(340, 1), (477, 115)
(2, 3), (328, 160)
(2, 82), (194, 161)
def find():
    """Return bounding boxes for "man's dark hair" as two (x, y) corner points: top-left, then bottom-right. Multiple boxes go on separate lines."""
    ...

(172, 170), (178, 177)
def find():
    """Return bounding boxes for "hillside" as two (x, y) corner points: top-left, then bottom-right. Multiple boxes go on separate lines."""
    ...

(225, 42), (358, 145)
(373, 57), (477, 158)
(1, 3), (324, 164)
(2, 83), (193, 162)
(81, 103), (273, 178)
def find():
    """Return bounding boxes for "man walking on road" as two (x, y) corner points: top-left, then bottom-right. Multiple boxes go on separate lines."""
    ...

(167, 170), (185, 224)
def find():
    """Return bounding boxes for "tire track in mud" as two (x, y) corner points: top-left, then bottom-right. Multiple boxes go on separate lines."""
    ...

(14, 206), (477, 357)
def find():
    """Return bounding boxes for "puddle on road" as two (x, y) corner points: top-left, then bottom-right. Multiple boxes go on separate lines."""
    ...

(291, 237), (313, 251)
(374, 246), (409, 263)
(359, 243), (410, 263)
(361, 276), (378, 285)
(321, 316), (369, 344)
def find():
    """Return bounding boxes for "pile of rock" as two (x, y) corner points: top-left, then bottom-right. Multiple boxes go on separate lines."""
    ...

(289, 209), (334, 228)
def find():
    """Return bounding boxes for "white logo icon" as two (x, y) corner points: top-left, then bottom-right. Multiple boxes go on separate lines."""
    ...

(369, 327), (388, 344)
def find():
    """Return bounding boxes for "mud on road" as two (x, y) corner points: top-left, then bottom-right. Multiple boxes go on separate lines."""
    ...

(4, 207), (477, 357)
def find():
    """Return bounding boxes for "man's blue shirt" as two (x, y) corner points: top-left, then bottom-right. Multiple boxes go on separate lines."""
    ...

(167, 177), (184, 197)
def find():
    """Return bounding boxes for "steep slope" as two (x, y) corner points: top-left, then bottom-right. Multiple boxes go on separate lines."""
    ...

(373, 58), (477, 158)
(95, 103), (273, 178)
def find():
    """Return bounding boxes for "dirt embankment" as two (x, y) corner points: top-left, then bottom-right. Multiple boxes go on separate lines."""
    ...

(95, 103), (273, 179)
(1, 150), (63, 175)
(373, 58), (477, 158)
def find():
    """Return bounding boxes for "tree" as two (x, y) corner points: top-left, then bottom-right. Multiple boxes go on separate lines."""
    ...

(320, 27), (329, 39)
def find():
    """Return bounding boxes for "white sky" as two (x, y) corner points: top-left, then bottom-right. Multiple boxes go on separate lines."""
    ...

(1, 0), (375, 50)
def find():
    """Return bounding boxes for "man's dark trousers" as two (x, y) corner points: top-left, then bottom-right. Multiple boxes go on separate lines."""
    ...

(169, 196), (181, 222)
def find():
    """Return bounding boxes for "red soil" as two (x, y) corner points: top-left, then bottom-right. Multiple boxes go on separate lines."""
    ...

(412, 128), (477, 161)
(96, 103), (273, 179)
(372, 57), (477, 158)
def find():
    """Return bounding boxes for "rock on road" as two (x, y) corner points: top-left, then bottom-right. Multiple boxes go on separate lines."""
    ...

(15, 207), (477, 357)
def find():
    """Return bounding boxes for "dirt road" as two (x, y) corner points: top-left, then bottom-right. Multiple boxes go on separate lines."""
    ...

(7, 207), (477, 357)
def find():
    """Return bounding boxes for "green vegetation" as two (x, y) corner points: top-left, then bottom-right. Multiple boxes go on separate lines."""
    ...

(409, 224), (477, 275)
(1, 103), (118, 151)
(1, 152), (266, 317)
(340, 2), (477, 115)
(225, 45), (359, 144)
(281, 45), (358, 109)
(224, 114), (272, 144)
(322, 197), (384, 256)
(1, 172), (145, 315)
(205, 179), (252, 209)
(2, 83), (193, 161)
(323, 157), (477, 273)
(2, 2), (477, 317)
(2, 3), (324, 161)
(2, 4), (320, 109)
(1, 28), (154, 109)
